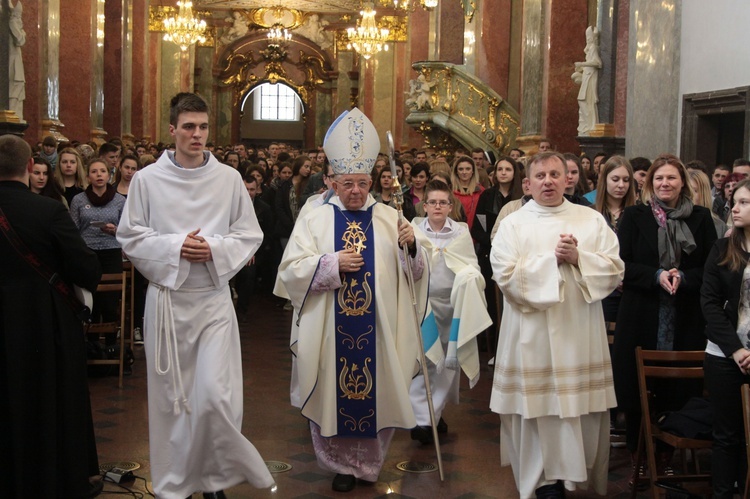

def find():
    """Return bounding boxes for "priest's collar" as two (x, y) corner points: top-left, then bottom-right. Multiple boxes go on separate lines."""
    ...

(167, 150), (210, 169)
(329, 193), (376, 212)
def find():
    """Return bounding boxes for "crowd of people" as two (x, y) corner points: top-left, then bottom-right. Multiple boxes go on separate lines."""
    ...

(6, 100), (750, 498)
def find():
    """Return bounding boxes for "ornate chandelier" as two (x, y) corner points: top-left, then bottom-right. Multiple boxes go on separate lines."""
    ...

(163, 1), (207, 51)
(347, 3), (389, 60)
(267, 23), (292, 46)
(379, 0), (438, 10)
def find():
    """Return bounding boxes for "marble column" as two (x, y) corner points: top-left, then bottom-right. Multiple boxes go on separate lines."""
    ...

(625, 0), (681, 158)
(614, 0), (629, 137)
(475, 0), (512, 100)
(39, 0), (66, 141)
(596, 0), (618, 124)
(518, 0), (544, 145)
(435, 0), (463, 65)
(103, 0), (124, 138)
(131, 0), (147, 140)
(89, 0), (106, 144)
(544, 0), (588, 153)
(59, 0), (94, 142)
(120, 0), (133, 143)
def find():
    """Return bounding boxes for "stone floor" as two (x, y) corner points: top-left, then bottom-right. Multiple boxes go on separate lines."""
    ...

(87, 293), (682, 498)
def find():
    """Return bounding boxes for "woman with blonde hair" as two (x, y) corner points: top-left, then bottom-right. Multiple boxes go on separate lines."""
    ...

(689, 169), (728, 237)
(54, 147), (88, 206)
(450, 156), (484, 230)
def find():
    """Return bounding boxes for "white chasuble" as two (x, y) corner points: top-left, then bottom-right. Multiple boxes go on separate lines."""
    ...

(277, 197), (428, 438)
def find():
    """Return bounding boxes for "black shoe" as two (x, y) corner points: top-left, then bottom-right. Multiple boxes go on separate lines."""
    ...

(203, 492), (227, 499)
(410, 425), (434, 445)
(535, 481), (565, 498)
(332, 474), (356, 492)
(437, 417), (448, 434)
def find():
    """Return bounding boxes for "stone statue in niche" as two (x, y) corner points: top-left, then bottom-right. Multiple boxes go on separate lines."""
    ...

(571, 26), (601, 136)
(296, 14), (332, 50)
(9, 0), (26, 120)
(405, 74), (437, 111)
(219, 11), (249, 45)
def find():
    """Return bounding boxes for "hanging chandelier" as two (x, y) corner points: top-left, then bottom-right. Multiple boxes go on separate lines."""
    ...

(347, 3), (390, 60)
(379, 0), (438, 11)
(267, 23), (292, 46)
(163, 1), (207, 51)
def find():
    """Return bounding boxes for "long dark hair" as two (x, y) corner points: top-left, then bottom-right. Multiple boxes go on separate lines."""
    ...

(493, 155), (524, 200)
(32, 156), (66, 204)
(719, 179), (750, 272)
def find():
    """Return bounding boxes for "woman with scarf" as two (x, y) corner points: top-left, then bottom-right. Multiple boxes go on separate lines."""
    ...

(70, 158), (126, 328)
(612, 154), (717, 488)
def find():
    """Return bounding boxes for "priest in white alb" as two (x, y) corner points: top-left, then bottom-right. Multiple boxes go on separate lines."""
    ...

(117, 93), (275, 499)
(490, 152), (624, 499)
(276, 108), (428, 493)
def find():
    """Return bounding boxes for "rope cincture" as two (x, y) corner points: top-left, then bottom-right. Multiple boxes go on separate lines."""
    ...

(154, 285), (191, 415)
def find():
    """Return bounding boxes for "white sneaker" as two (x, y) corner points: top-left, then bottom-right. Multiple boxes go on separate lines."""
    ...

(488, 356), (495, 366)
(134, 327), (144, 345)
(283, 300), (293, 311)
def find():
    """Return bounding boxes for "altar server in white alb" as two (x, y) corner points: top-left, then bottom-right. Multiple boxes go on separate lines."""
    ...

(116, 92), (275, 499)
(490, 152), (624, 499)
(277, 108), (427, 493)
(409, 178), (491, 444)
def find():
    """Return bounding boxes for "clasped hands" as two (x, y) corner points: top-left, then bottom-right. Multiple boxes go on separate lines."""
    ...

(338, 221), (416, 273)
(658, 268), (682, 295)
(181, 229), (213, 263)
(555, 233), (579, 266)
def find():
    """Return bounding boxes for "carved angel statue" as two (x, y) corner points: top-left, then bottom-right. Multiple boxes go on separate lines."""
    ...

(296, 14), (332, 50)
(9, 0), (26, 120)
(405, 74), (437, 111)
(571, 26), (602, 136)
(219, 11), (248, 45)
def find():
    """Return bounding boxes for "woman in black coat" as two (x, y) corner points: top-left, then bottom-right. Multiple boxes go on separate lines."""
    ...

(612, 154), (717, 484)
(701, 179), (750, 498)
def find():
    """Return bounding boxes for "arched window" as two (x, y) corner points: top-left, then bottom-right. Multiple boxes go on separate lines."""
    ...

(247, 82), (302, 121)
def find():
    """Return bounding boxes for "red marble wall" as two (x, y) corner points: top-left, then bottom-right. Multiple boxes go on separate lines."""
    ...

(477, 0), (512, 99)
(21, 0), (40, 142)
(147, 32), (160, 142)
(438, 0), (464, 65)
(131, 0), (146, 139)
(543, 0), (588, 153)
(614, 0), (629, 137)
(103, 0), (123, 138)
(405, 9), (430, 148)
(59, 0), (93, 142)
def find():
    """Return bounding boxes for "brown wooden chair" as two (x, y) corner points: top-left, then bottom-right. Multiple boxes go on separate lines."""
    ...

(85, 272), (127, 388)
(742, 383), (750, 499)
(122, 260), (136, 350)
(631, 347), (712, 499)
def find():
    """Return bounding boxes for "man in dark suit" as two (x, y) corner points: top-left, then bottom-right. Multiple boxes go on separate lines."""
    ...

(0, 134), (102, 497)
(299, 168), (327, 206)
(235, 172), (274, 315)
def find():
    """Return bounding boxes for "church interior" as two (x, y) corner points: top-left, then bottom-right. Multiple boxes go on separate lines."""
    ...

(3, 0), (749, 165)
(4, 0), (750, 497)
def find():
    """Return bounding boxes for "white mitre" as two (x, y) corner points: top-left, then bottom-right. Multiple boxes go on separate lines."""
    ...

(323, 108), (380, 176)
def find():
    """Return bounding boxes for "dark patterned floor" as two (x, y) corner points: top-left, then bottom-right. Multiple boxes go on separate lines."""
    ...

(87, 293), (686, 498)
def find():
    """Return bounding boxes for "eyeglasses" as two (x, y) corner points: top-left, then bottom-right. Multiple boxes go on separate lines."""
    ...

(336, 180), (370, 191)
(424, 200), (452, 207)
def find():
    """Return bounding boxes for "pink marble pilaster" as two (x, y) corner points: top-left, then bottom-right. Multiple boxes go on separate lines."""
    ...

(59, 0), (93, 142)
(477, 0), (512, 99)
(437, 0), (463, 65)
(131, 0), (146, 139)
(103, 0), (124, 138)
(543, 0), (588, 153)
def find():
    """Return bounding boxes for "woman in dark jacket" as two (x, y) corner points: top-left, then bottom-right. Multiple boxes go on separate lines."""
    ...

(701, 178), (750, 499)
(612, 154), (717, 485)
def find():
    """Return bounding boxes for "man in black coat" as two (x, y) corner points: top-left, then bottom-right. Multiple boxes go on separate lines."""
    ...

(0, 134), (102, 498)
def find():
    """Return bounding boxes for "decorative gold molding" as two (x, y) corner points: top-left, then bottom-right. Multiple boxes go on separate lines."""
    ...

(378, 16), (408, 42)
(149, 6), (211, 33)
(250, 7), (305, 29)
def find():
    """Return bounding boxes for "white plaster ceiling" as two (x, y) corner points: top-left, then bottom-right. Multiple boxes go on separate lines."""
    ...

(194, 0), (364, 14)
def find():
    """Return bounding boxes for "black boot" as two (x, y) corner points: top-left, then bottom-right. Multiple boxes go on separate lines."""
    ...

(203, 492), (227, 499)
(332, 473), (356, 492)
